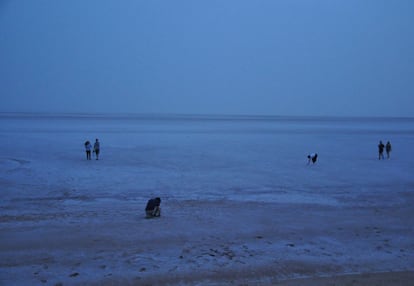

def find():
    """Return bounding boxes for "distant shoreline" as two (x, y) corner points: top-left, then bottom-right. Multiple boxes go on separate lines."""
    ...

(0, 111), (413, 122)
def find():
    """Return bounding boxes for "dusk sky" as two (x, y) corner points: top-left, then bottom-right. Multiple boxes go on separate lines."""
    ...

(1, 0), (413, 117)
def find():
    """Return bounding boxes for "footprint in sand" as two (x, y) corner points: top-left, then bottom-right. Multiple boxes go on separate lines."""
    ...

(69, 272), (79, 277)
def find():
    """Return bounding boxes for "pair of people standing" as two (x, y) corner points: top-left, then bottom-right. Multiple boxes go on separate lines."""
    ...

(378, 140), (391, 160)
(84, 139), (100, 160)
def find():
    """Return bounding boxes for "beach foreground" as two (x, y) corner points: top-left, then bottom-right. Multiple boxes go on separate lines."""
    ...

(2, 199), (413, 285)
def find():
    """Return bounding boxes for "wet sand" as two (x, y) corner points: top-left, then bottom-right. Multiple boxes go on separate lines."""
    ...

(274, 271), (414, 286)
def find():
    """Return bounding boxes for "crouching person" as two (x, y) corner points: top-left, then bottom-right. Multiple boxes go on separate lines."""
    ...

(145, 197), (161, 218)
(307, 153), (318, 164)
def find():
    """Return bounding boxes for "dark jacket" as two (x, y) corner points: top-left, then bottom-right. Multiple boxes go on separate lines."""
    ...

(145, 198), (161, 211)
(378, 142), (385, 152)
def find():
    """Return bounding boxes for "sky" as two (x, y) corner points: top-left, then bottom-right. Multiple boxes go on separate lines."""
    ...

(0, 0), (413, 117)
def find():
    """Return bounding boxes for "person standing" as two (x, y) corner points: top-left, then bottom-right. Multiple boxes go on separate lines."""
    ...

(84, 140), (92, 160)
(386, 141), (392, 159)
(93, 138), (100, 160)
(378, 140), (385, 160)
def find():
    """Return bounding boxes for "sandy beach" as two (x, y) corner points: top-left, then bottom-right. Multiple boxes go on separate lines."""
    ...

(1, 114), (413, 285)
(2, 198), (413, 285)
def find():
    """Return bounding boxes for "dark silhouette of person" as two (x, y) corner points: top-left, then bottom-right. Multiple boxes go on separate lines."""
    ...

(93, 138), (100, 160)
(307, 153), (318, 164)
(378, 140), (385, 160)
(386, 141), (392, 159)
(145, 197), (161, 218)
(84, 141), (92, 160)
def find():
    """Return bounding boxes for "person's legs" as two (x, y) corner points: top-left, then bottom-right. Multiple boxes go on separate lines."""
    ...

(153, 206), (161, 217)
(146, 210), (153, 218)
(146, 207), (161, 218)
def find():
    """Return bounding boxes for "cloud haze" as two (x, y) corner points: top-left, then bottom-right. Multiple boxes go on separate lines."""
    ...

(1, 0), (413, 116)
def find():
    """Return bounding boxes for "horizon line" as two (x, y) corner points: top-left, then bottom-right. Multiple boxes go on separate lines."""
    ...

(0, 111), (413, 121)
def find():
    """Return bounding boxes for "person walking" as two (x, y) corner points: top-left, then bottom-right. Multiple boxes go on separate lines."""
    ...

(386, 141), (392, 159)
(93, 138), (100, 160)
(84, 140), (92, 160)
(378, 140), (385, 160)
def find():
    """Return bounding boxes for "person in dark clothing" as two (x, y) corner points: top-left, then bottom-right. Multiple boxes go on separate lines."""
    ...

(378, 141), (385, 160)
(145, 197), (161, 218)
(307, 153), (318, 164)
(93, 138), (100, 160)
(386, 141), (392, 159)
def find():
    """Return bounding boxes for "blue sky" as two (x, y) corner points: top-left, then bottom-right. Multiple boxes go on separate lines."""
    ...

(1, 0), (413, 116)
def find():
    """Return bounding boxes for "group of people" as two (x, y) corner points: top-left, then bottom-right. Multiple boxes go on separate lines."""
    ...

(84, 138), (100, 160)
(86, 139), (391, 219)
(308, 140), (392, 165)
(378, 140), (392, 160)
